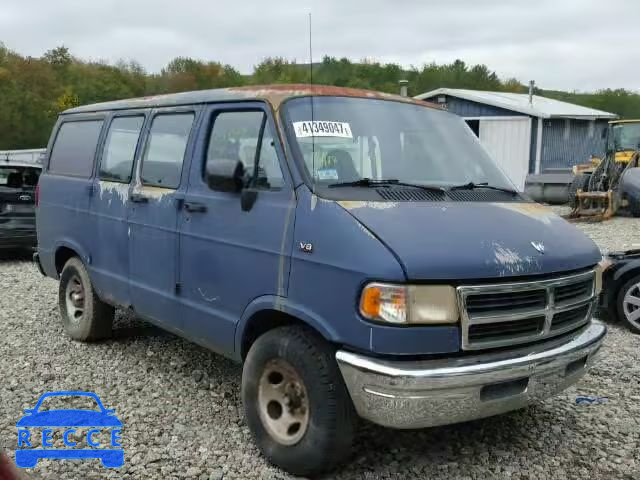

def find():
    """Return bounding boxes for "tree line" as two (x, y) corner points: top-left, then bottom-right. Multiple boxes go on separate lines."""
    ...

(1, 44), (639, 150)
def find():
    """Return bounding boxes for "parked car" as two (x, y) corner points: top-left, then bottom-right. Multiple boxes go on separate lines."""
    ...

(600, 249), (640, 333)
(0, 151), (43, 250)
(34, 85), (607, 476)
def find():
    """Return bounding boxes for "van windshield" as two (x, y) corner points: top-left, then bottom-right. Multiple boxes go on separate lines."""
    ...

(282, 96), (514, 192)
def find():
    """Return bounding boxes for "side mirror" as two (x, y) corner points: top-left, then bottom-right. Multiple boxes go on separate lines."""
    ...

(206, 159), (245, 192)
(24, 409), (35, 414)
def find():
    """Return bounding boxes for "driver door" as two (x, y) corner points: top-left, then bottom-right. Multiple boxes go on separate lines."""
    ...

(177, 102), (295, 356)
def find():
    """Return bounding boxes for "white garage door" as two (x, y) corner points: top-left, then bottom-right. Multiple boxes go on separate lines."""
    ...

(476, 117), (532, 190)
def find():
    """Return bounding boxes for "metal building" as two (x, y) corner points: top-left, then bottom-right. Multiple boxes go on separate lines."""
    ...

(414, 88), (617, 189)
(0, 149), (46, 166)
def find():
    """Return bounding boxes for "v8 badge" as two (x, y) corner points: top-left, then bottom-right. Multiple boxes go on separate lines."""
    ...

(299, 242), (313, 253)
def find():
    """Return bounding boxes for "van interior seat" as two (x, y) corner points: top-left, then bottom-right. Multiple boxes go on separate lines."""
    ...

(328, 150), (359, 183)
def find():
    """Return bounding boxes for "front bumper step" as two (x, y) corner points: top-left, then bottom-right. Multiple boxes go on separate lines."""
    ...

(336, 321), (606, 429)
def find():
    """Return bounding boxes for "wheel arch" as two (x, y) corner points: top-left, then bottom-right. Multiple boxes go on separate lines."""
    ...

(54, 240), (89, 275)
(235, 296), (341, 362)
(612, 262), (640, 291)
(608, 262), (640, 313)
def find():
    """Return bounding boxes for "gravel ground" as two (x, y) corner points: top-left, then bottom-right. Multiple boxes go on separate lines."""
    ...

(1, 213), (639, 480)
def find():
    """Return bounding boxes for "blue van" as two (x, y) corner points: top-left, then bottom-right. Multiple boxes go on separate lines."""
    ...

(35, 85), (607, 475)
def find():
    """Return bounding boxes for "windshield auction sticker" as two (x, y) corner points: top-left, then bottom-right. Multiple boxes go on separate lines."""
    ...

(293, 121), (353, 138)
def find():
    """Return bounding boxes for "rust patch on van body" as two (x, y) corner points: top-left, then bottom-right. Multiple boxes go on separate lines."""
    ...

(337, 200), (398, 210)
(494, 202), (558, 225)
(228, 84), (441, 110)
(64, 84), (440, 115)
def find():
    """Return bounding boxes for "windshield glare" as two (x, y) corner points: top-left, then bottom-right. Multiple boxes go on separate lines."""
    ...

(283, 96), (514, 190)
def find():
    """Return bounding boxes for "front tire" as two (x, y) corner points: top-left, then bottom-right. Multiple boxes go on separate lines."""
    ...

(569, 174), (590, 207)
(617, 273), (640, 334)
(241, 326), (356, 476)
(628, 194), (640, 218)
(59, 257), (114, 341)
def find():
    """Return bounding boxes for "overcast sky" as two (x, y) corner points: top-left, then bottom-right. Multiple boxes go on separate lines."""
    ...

(1, 0), (637, 92)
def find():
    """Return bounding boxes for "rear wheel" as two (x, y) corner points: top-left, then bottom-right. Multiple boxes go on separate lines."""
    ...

(568, 174), (590, 207)
(617, 273), (640, 334)
(628, 194), (640, 218)
(59, 257), (114, 341)
(241, 326), (356, 476)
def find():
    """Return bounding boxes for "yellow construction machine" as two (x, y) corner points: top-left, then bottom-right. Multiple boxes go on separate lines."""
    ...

(566, 120), (640, 221)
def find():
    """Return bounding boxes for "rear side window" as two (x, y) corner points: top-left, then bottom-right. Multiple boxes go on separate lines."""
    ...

(141, 113), (194, 188)
(48, 120), (104, 177)
(99, 116), (145, 183)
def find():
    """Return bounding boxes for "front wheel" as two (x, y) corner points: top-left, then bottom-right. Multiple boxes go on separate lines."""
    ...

(569, 174), (591, 208)
(241, 326), (356, 476)
(617, 274), (640, 334)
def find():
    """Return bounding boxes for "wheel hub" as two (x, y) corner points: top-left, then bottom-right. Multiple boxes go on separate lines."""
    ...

(257, 358), (310, 446)
(65, 274), (85, 323)
(623, 281), (640, 329)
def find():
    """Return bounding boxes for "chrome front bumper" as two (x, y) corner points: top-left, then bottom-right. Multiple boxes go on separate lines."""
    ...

(336, 320), (606, 429)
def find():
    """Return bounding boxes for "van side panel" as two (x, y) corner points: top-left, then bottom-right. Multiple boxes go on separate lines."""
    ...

(37, 174), (94, 271)
(127, 107), (202, 327)
(88, 112), (149, 307)
(37, 115), (106, 280)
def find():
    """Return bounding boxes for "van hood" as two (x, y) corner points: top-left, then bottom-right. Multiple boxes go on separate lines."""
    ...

(338, 201), (601, 280)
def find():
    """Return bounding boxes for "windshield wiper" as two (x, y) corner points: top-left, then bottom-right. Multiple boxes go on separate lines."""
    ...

(328, 178), (445, 192)
(448, 182), (518, 194)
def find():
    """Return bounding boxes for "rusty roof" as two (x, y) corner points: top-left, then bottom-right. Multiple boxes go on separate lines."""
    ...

(63, 84), (438, 114)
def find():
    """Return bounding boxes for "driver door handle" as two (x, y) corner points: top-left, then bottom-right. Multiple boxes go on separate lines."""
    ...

(184, 202), (207, 213)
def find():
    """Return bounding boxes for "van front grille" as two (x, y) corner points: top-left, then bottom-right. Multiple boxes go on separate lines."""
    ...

(555, 279), (593, 306)
(468, 316), (545, 345)
(457, 270), (596, 350)
(465, 289), (546, 315)
(551, 304), (591, 332)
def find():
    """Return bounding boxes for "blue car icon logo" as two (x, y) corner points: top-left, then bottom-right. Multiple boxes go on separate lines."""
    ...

(15, 391), (123, 468)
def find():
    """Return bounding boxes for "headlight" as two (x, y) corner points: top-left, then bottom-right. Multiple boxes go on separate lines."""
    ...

(359, 283), (459, 325)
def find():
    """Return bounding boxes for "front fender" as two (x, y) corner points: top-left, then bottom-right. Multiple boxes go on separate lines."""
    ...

(612, 260), (640, 284)
(234, 295), (340, 360)
(601, 258), (640, 309)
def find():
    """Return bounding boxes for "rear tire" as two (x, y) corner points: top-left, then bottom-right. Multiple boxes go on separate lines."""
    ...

(568, 174), (590, 207)
(628, 194), (640, 218)
(616, 273), (640, 334)
(59, 257), (114, 341)
(241, 326), (356, 476)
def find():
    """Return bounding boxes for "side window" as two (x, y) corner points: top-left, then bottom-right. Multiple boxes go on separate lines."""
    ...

(48, 120), (104, 177)
(141, 113), (194, 189)
(99, 116), (144, 183)
(206, 111), (284, 189)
